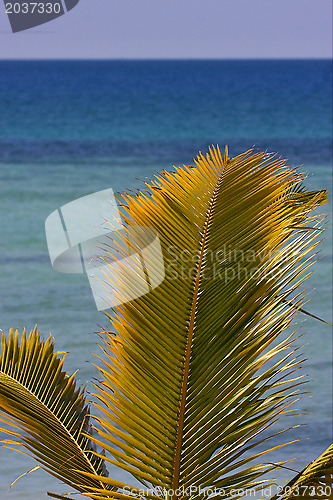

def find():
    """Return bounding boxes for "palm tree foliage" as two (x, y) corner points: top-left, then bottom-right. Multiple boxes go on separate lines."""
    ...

(0, 146), (331, 500)
(0, 327), (109, 495)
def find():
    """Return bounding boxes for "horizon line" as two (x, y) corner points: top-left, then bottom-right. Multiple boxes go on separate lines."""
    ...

(0, 56), (332, 61)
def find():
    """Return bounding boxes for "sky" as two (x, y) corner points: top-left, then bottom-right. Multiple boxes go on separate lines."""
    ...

(0, 0), (332, 59)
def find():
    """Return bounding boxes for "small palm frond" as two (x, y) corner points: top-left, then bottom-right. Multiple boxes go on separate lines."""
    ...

(0, 327), (109, 496)
(271, 444), (333, 500)
(80, 146), (327, 499)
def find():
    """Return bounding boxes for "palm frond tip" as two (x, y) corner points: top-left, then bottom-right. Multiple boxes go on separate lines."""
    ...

(270, 444), (333, 500)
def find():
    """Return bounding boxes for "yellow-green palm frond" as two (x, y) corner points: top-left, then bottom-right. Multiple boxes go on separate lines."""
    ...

(82, 146), (328, 500)
(0, 327), (109, 496)
(271, 444), (333, 500)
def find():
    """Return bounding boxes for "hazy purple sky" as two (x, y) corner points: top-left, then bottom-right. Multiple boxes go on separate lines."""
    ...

(1, 0), (332, 59)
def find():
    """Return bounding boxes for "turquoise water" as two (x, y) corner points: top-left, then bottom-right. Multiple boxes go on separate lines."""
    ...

(0, 60), (332, 499)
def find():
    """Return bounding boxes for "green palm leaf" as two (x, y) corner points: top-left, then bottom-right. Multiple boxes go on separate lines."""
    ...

(0, 326), (109, 495)
(79, 146), (328, 499)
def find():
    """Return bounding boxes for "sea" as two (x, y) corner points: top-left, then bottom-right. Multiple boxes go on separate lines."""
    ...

(0, 60), (332, 499)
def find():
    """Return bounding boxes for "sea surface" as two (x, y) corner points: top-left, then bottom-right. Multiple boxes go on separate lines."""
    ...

(0, 60), (332, 499)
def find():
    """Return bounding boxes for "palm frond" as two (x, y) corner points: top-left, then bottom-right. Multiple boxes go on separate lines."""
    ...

(82, 146), (328, 499)
(0, 327), (109, 495)
(270, 444), (333, 500)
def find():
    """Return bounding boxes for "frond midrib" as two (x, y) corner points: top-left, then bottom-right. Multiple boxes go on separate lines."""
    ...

(171, 152), (226, 496)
